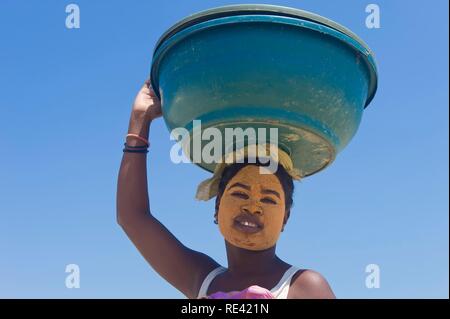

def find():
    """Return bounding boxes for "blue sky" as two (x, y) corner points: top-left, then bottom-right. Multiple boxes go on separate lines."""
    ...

(0, 0), (448, 298)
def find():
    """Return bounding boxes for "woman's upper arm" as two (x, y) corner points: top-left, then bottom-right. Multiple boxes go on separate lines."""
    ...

(119, 214), (220, 298)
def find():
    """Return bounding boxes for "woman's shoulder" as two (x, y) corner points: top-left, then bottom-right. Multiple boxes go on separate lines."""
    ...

(288, 268), (336, 299)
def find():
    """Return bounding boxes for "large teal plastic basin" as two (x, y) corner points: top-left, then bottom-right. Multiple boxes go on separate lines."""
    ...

(150, 4), (378, 177)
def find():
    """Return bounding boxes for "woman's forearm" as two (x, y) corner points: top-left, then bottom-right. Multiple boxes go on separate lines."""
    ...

(116, 112), (153, 225)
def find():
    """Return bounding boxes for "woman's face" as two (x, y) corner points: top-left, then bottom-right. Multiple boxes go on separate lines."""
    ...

(216, 165), (287, 251)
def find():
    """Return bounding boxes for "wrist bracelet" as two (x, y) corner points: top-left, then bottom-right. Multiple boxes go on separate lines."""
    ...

(123, 148), (149, 153)
(123, 142), (149, 153)
(126, 134), (149, 147)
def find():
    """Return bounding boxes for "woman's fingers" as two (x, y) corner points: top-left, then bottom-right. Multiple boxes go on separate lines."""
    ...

(138, 78), (160, 102)
(146, 80), (159, 98)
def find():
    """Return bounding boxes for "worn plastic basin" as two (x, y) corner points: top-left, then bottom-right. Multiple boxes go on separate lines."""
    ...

(150, 4), (378, 177)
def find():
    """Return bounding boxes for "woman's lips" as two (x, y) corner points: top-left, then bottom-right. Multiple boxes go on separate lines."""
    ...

(233, 214), (263, 234)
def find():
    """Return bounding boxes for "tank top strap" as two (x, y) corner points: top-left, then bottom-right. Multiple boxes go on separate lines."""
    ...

(270, 266), (301, 299)
(197, 266), (227, 299)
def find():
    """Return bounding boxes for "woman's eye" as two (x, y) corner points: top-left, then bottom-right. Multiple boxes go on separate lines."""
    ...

(231, 192), (249, 199)
(261, 197), (277, 205)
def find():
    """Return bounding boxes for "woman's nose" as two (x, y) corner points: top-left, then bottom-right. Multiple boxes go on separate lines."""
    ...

(241, 204), (263, 216)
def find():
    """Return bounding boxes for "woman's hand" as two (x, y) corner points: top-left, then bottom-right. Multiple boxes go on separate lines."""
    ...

(127, 79), (162, 146)
(131, 79), (162, 122)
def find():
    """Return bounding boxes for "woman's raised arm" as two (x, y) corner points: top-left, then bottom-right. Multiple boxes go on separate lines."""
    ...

(116, 81), (219, 298)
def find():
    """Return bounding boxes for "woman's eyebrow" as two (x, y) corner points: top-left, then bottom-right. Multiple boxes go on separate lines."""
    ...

(227, 182), (250, 191)
(261, 188), (281, 199)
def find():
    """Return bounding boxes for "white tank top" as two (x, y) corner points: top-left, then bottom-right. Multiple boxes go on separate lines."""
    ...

(197, 266), (301, 299)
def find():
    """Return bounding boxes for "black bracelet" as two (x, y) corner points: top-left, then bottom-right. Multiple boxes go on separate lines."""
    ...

(123, 148), (149, 153)
(123, 142), (148, 149)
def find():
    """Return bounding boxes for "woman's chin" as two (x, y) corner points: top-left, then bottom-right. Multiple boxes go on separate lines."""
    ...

(227, 238), (275, 251)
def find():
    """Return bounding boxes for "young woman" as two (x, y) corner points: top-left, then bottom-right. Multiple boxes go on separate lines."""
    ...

(116, 80), (335, 299)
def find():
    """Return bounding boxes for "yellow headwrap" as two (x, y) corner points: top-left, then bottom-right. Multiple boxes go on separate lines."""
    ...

(195, 143), (302, 201)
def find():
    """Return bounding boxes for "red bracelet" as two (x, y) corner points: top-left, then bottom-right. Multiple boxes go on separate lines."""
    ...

(126, 134), (150, 147)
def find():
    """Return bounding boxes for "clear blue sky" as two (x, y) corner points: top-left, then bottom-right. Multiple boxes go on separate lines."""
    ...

(0, 0), (448, 298)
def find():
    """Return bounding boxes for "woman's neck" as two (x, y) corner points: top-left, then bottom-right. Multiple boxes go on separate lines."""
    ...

(224, 241), (285, 276)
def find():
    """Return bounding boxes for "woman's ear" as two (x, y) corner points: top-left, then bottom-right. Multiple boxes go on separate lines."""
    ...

(215, 193), (222, 214)
(214, 193), (222, 222)
(281, 209), (291, 232)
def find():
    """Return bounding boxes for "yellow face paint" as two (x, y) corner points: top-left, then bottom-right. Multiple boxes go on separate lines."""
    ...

(217, 165), (287, 251)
